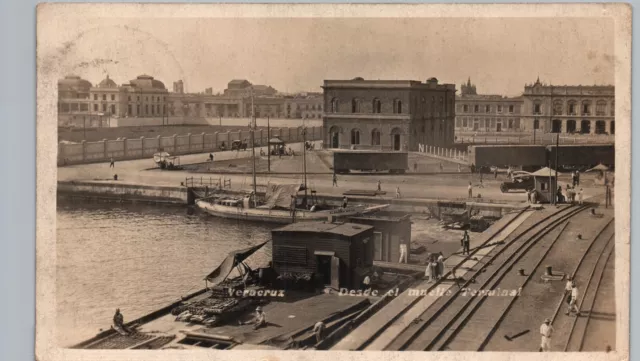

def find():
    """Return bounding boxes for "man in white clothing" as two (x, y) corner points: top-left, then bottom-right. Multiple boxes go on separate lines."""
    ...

(399, 242), (408, 263)
(539, 318), (554, 352)
(566, 282), (581, 316)
(578, 188), (584, 205)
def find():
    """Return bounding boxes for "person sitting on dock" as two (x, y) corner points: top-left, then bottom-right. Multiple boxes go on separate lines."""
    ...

(113, 309), (129, 335)
(241, 306), (267, 330)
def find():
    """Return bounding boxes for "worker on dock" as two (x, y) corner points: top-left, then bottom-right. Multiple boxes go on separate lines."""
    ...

(109, 157), (115, 168)
(468, 182), (473, 198)
(395, 186), (401, 199)
(314, 321), (326, 344)
(240, 306), (267, 330)
(437, 252), (445, 279)
(461, 230), (471, 255)
(424, 260), (433, 282)
(566, 282), (581, 316)
(342, 196), (348, 209)
(333, 173), (338, 187)
(209, 153), (214, 162)
(377, 180), (382, 192)
(539, 318), (554, 352)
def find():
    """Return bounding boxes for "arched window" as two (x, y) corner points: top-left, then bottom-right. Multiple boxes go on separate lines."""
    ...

(552, 119), (562, 133)
(567, 100), (577, 115)
(350, 129), (360, 145)
(553, 100), (563, 115)
(372, 98), (382, 114)
(351, 98), (361, 113)
(331, 98), (339, 113)
(533, 102), (542, 115)
(393, 99), (403, 114)
(566, 119), (577, 133)
(371, 129), (381, 146)
(582, 100), (591, 115)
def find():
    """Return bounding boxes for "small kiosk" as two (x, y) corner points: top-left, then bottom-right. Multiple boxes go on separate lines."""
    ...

(530, 167), (559, 204)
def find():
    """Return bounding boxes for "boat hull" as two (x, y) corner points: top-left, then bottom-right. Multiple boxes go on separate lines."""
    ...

(195, 200), (387, 224)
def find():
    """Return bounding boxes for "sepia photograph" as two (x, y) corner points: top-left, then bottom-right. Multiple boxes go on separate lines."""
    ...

(36, 3), (631, 361)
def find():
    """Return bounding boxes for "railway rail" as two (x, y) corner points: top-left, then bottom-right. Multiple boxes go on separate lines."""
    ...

(392, 205), (589, 351)
(353, 204), (589, 351)
(561, 220), (615, 351)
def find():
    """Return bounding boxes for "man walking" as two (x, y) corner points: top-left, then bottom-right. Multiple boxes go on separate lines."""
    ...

(109, 157), (115, 168)
(377, 180), (382, 192)
(399, 242), (408, 264)
(468, 182), (473, 198)
(539, 318), (554, 352)
(566, 282), (581, 316)
(461, 230), (471, 255)
(332, 173), (338, 187)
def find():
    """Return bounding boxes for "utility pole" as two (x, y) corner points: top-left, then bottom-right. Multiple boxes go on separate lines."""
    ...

(302, 127), (308, 205)
(250, 87), (258, 208)
(554, 133), (559, 204)
(267, 116), (271, 172)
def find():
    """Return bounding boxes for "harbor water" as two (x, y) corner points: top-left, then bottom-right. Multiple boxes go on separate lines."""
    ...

(56, 199), (273, 347)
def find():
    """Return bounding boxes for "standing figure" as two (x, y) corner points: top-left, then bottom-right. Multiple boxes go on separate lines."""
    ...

(429, 258), (438, 281)
(566, 282), (581, 316)
(576, 171), (580, 186)
(313, 321), (326, 344)
(109, 157), (115, 168)
(342, 196), (348, 209)
(398, 242), (408, 264)
(461, 230), (471, 255)
(395, 186), (401, 199)
(494, 167), (498, 179)
(578, 188), (584, 205)
(413, 162), (418, 172)
(332, 173), (338, 187)
(439, 162), (444, 172)
(458, 164), (462, 173)
(468, 182), (473, 198)
(377, 180), (382, 192)
(539, 318), (554, 352)
(209, 153), (214, 162)
(424, 261), (433, 282)
(437, 252), (445, 279)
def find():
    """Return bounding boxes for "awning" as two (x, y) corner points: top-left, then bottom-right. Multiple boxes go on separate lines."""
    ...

(204, 241), (269, 284)
(314, 251), (335, 257)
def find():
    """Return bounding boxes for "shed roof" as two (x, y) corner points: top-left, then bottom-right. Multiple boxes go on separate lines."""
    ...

(530, 167), (562, 177)
(274, 222), (373, 237)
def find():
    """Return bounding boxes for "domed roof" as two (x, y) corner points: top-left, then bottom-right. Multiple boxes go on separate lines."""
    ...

(129, 74), (166, 90)
(58, 75), (92, 91)
(427, 77), (439, 83)
(98, 75), (118, 88)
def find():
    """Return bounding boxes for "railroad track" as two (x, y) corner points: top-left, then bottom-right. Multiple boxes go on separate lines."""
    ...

(561, 221), (615, 351)
(381, 204), (590, 351)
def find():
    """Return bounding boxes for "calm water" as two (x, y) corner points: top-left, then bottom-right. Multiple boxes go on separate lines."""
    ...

(56, 199), (273, 347)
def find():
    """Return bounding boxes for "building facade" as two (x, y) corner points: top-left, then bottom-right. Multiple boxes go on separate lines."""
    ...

(521, 78), (615, 135)
(455, 78), (523, 133)
(283, 94), (324, 119)
(322, 77), (456, 151)
(58, 74), (169, 121)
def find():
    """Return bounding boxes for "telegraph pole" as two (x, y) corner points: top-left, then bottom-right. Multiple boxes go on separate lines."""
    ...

(554, 133), (559, 204)
(267, 116), (271, 172)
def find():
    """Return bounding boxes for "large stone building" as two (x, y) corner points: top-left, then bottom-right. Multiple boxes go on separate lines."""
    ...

(283, 93), (324, 119)
(58, 74), (169, 120)
(521, 78), (615, 135)
(455, 78), (523, 133)
(322, 77), (456, 151)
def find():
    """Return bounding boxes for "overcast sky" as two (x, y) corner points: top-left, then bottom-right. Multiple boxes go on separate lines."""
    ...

(42, 17), (615, 96)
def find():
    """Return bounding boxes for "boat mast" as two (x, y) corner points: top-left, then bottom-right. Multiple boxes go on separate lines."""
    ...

(303, 126), (308, 204)
(251, 87), (258, 208)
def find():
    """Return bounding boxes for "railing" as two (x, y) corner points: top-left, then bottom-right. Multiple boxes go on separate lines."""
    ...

(455, 134), (615, 145)
(418, 144), (468, 162)
(185, 176), (231, 189)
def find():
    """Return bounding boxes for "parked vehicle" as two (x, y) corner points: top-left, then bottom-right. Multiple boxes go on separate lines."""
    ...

(499, 174), (535, 193)
(231, 139), (248, 151)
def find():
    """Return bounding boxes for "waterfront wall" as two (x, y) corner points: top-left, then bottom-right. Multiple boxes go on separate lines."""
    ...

(57, 181), (190, 204)
(59, 115), (323, 129)
(58, 125), (323, 166)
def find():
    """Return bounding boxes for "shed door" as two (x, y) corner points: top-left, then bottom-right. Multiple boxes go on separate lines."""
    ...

(331, 256), (340, 289)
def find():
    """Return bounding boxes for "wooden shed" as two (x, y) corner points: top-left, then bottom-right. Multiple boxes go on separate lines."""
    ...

(348, 211), (411, 263)
(271, 222), (375, 290)
(530, 167), (559, 204)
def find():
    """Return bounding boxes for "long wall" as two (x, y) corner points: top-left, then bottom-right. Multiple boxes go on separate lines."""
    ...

(58, 125), (323, 165)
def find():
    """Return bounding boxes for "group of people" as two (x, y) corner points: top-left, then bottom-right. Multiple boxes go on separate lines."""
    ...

(539, 278), (581, 352)
(559, 184), (584, 204)
(424, 252), (445, 283)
